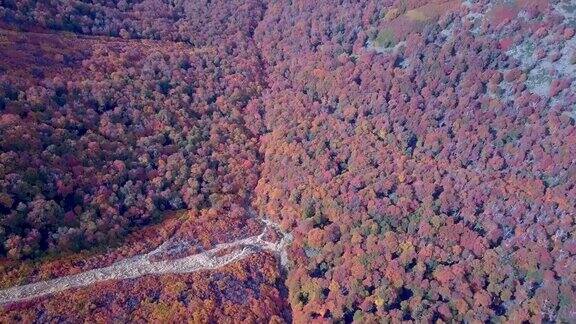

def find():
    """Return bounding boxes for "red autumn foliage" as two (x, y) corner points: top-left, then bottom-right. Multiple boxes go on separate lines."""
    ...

(1, 0), (576, 322)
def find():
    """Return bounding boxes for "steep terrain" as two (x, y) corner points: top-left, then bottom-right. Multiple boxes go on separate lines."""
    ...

(1, 0), (576, 322)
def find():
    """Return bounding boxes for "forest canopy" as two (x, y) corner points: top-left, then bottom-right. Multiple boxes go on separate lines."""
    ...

(1, 0), (575, 322)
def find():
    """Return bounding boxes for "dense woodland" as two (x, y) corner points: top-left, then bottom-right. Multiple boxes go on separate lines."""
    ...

(0, 0), (266, 259)
(1, 0), (575, 322)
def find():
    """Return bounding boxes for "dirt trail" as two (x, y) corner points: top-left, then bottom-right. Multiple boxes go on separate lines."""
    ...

(0, 218), (291, 305)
